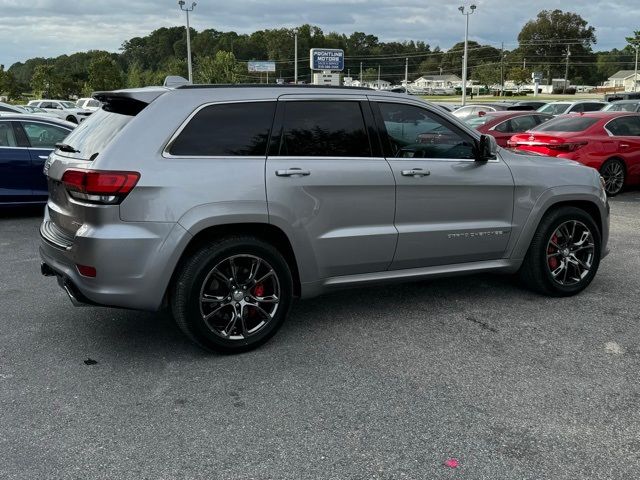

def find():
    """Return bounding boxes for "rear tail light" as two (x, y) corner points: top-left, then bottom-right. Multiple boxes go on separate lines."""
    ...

(61, 169), (140, 204)
(507, 139), (586, 152)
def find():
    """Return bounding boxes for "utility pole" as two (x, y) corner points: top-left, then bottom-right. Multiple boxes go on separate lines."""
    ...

(523, 58), (526, 69)
(377, 64), (381, 89)
(563, 45), (571, 94)
(635, 45), (639, 92)
(458, 4), (477, 106)
(178, 1), (196, 84)
(293, 29), (298, 84)
(500, 42), (504, 96)
(404, 57), (409, 86)
(360, 62), (363, 84)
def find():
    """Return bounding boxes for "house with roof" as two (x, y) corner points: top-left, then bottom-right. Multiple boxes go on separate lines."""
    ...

(605, 70), (640, 91)
(412, 74), (463, 89)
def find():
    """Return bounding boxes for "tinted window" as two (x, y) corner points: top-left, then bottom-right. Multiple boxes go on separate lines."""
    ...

(278, 101), (370, 157)
(569, 103), (584, 113)
(583, 103), (604, 112)
(466, 116), (490, 128)
(378, 102), (474, 159)
(57, 109), (131, 160)
(0, 105), (15, 112)
(0, 122), (17, 147)
(606, 117), (640, 136)
(21, 121), (70, 149)
(532, 116), (599, 132)
(170, 102), (276, 156)
(509, 115), (538, 132)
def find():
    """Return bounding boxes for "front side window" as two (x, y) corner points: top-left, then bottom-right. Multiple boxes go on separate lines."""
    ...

(378, 102), (475, 159)
(21, 122), (70, 149)
(169, 102), (276, 156)
(583, 103), (605, 112)
(278, 101), (371, 157)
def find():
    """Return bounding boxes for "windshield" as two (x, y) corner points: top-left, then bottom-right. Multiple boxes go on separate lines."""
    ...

(531, 116), (599, 133)
(60, 101), (76, 109)
(56, 109), (132, 160)
(603, 103), (638, 112)
(538, 103), (570, 115)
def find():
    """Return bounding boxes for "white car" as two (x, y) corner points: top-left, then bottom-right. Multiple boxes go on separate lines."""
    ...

(75, 97), (102, 111)
(27, 99), (92, 124)
(536, 100), (606, 116)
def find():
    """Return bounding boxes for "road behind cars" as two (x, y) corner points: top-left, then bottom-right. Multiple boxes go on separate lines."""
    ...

(1, 194), (640, 479)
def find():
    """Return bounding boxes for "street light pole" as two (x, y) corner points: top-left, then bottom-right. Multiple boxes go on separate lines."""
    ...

(458, 4), (476, 106)
(294, 28), (298, 84)
(563, 46), (571, 94)
(178, 1), (196, 84)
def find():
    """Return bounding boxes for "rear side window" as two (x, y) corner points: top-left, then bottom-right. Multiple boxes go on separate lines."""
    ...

(278, 101), (371, 157)
(606, 116), (640, 136)
(533, 116), (599, 133)
(583, 103), (604, 112)
(509, 115), (538, 132)
(169, 102), (276, 156)
(539, 103), (570, 115)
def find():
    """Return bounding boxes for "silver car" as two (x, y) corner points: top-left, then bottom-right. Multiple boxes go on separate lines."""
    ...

(39, 84), (610, 353)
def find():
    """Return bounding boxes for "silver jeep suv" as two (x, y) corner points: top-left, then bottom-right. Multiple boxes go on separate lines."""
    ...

(40, 84), (610, 352)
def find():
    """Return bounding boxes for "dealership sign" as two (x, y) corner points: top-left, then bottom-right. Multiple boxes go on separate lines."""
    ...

(310, 48), (344, 71)
(248, 61), (276, 72)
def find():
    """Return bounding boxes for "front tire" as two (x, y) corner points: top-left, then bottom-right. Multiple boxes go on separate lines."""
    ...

(519, 206), (601, 297)
(171, 236), (293, 353)
(66, 115), (78, 124)
(600, 158), (625, 196)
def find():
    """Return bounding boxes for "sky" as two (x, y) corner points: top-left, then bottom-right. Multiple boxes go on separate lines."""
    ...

(1, 0), (638, 67)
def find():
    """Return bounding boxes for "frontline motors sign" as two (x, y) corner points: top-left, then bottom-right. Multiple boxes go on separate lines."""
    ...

(310, 48), (344, 71)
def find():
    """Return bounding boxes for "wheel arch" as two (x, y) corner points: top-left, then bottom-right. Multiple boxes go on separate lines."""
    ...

(168, 222), (302, 300)
(510, 188), (608, 261)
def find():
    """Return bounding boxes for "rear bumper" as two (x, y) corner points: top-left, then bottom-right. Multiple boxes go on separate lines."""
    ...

(39, 213), (191, 311)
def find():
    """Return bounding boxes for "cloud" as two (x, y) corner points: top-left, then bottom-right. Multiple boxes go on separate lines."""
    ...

(1, 0), (638, 67)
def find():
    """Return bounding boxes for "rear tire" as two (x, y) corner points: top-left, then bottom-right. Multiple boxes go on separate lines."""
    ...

(171, 235), (293, 353)
(66, 115), (78, 124)
(519, 206), (601, 297)
(600, 158), (625, 196)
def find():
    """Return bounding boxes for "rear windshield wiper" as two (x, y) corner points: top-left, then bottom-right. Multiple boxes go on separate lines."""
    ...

(55, 143), (80, 153)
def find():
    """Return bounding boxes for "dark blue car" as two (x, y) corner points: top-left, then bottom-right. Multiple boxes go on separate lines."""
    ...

(0, 115), (74, 205)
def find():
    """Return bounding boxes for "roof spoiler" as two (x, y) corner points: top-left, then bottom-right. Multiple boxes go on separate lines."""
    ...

(92, 87), (170, 116)
(163, 75), (191, 87)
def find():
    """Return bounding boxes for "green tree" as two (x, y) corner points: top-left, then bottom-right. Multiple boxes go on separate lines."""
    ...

(88, 54), (124, 92)
(126, 62), (144, 88)
(472, 63), (501, 87)
(626, 30), (640, 89)
(517, 10), (596, 84)
(440, 41), (501, 78)
(362, 67), (378, 83)
(195, 51), (242, 84)
(31, 64), (60, 98)
(508, 67), (532, 91)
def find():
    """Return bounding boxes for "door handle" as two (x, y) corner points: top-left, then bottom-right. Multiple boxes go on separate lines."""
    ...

(38, 155), (49, 160)
(620, 143), (630, 149)
(401, 168), (431, 177)
(275, 168), (311, 177)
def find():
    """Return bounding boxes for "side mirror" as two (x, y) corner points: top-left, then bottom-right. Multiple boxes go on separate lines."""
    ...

(473, 134), (497, 162)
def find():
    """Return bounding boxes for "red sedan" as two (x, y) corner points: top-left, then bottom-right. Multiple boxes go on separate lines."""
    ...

(465, 111), (553, 147)
(508, 112), (640, 196)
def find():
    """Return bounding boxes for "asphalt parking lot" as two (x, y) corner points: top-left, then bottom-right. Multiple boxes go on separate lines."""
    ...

(1, 191), (639, 479)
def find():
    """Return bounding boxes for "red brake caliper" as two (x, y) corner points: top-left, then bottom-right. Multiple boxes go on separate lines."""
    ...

(548, 234), (559, 270)
(249, 283), (265, 318)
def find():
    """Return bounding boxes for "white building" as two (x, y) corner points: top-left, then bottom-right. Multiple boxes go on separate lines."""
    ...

(604, 70), (640, 91)
(366, 79), (391, 89)
(413, 74), (462, 89)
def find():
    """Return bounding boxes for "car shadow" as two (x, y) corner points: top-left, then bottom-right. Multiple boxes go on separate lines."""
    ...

(0, 205), (45, 219)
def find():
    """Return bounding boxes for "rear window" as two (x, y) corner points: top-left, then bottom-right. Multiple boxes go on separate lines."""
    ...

(56, 109), (132, 160)
(604, 103), (638, 112)
(532, 116), (599, 133)
(168, 102), (276, 156)
(465, 116), (490, 128)
(538, 103), (570, 115)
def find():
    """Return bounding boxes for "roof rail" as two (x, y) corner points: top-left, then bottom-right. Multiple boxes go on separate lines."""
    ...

(176, 83), (374, 91)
